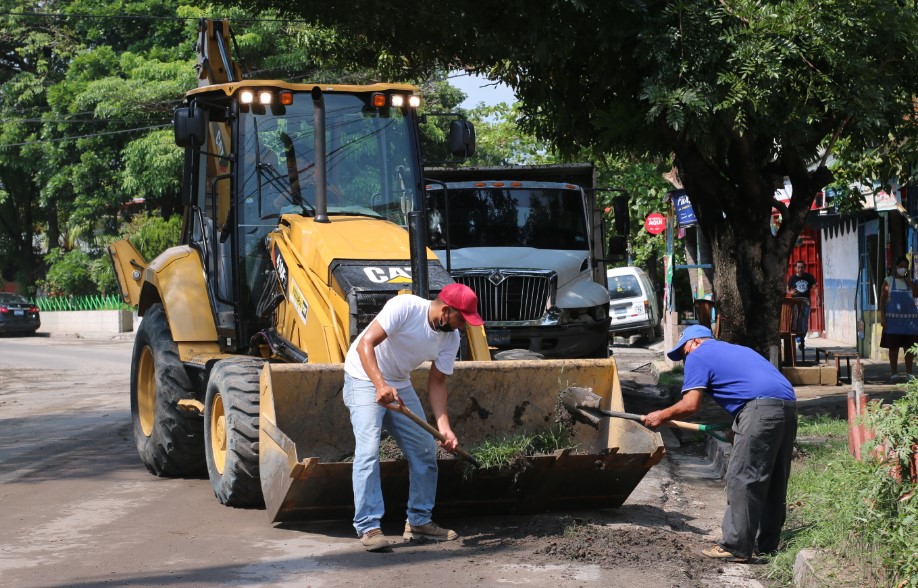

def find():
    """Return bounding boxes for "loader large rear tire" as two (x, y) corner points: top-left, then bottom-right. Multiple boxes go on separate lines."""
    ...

(130, 303), (205, 477)
(204, 357), (264, 507)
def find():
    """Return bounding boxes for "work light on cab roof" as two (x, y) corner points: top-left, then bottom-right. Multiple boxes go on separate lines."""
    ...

(235, 89), (292, 105)
(372, 92), (421, 108)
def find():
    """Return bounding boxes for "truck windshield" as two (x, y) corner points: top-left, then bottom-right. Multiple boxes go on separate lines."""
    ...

(238, 93), (420, 232)
(427, 187), (589, 250)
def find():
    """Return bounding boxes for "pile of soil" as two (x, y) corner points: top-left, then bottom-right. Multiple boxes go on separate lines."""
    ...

(378, 435), (459, 461)
(441, 440), (738, 587)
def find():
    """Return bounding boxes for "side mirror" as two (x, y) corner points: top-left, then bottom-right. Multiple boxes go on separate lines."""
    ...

(174, 106), (206, 148)
(448, 120), (476, 157)
(608, 235), (628, 258)
(611, 193), (631, 236)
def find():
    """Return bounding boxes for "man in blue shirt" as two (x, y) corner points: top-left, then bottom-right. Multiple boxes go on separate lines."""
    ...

(643, 325), (797, 562)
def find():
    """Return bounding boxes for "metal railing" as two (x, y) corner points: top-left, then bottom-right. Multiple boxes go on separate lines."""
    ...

(35, 294), (130, 312)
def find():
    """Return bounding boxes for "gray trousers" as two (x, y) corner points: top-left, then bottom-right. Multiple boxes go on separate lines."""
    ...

(721, 398), (798, 558)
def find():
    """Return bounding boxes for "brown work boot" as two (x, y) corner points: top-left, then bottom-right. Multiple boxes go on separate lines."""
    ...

(403, 520), (459, 541)
(701, 545), (749, 563)
(359, 528), (389, 552)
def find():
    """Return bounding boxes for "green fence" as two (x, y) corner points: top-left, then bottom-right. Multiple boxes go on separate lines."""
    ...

(36, 294), (131, 312)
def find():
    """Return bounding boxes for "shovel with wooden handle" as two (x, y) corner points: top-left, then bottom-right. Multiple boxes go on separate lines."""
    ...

(385, 402), (481, 468)
(560, 386), (730, 441)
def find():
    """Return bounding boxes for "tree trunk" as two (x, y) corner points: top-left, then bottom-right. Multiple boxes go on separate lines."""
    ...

(673, 137), (831, 356)
(704, 224), (787, 351)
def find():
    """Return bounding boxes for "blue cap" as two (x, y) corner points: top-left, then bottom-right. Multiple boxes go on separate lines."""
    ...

(666, 325), (714, 361)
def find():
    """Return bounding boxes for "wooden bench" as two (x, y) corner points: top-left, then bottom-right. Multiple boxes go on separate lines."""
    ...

(830, 351), (859, 385)
(810, 347), (828, 365)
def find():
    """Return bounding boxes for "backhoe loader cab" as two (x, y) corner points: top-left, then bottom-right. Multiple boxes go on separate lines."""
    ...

(171, 84), (451, 356)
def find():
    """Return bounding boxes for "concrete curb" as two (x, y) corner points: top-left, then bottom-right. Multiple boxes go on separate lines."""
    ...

(793, 548), (822, 588)
(705, 437), (733, 479)
(45, 331), (136, 342)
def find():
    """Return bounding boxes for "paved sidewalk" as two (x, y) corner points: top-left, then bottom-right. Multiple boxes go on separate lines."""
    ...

(795, 336), (909, 400)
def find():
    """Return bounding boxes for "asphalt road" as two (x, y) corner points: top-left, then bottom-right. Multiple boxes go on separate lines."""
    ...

(0, 336), (763, 588)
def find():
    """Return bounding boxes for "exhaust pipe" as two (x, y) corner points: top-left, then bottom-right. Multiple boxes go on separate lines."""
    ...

(408, 211), (429, 298)
(311, 86), (329, 223)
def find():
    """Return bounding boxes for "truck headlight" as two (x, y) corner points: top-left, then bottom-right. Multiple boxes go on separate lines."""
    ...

(558, 304), (608, 325)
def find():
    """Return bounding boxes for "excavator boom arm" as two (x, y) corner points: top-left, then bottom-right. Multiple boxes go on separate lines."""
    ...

(196, 18), (242, 87)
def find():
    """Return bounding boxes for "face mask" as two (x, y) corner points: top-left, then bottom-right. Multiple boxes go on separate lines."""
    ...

(897, 267), (908, 277)
(436, 308), (455, 332)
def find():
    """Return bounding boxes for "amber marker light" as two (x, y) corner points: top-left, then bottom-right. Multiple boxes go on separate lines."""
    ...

(280, 91), (293, 105)
(371, 93), (387, 108)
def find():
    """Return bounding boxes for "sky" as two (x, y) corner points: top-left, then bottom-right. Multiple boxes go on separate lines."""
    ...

(448, 70), (516, 109)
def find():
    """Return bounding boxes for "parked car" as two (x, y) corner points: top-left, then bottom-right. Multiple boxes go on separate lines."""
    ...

(606, 266), (659, 343)
(0, 293), (40, 335)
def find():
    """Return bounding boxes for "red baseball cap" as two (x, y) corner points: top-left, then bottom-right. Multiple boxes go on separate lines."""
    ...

(438, 283), (484, 326)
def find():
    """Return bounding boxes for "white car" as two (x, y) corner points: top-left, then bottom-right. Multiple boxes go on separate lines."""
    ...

(606, 266), (660, 343)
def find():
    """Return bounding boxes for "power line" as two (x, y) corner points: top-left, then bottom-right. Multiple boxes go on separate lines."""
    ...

(0, 11), (313, 25)
(0, 124), (170, 149)
(0, 118), (170, 124)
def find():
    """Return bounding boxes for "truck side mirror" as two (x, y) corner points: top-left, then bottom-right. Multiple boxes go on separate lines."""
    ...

(611, 193), (631, 236)
(608, 235), (628, 258)
(448, 120), (476, 157)
(174, 106), (206, 148)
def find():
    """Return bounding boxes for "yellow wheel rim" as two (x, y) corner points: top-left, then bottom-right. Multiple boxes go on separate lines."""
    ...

(210, 393), (227, 474)
(137, 346), (156, 437)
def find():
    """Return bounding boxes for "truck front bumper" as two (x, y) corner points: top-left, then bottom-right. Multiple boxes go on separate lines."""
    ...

(484, 319), (610, 359)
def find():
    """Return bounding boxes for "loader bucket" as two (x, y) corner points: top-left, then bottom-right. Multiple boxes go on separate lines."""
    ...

(259, 359), (664, 523)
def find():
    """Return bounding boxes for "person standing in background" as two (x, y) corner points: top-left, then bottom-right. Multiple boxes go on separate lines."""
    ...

(786, 260), (818, 349)
(879, 255), (918, 380)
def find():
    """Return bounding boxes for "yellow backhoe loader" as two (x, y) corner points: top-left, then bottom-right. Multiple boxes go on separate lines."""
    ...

(109, 18), (663, 522)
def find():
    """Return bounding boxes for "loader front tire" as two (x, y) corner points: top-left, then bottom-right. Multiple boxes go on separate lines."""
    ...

(130, 303), (205, 477)
(204, 357), (264, 507)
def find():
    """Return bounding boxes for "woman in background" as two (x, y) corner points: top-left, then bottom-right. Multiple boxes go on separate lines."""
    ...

(879, 255), (918, 380)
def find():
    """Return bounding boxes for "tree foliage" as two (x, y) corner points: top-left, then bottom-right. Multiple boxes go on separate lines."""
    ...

(465, 101), (671, 272)
(0, 1), (385, 294)
(124, 212), (183, 262)
(233, 0), (918, 350)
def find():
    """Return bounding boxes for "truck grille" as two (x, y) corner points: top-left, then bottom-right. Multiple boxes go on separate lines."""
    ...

(452, 270), (555, 322)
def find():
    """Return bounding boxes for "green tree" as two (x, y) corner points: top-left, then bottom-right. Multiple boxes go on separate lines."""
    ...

(42, 248), (96, 296)
(124, 212), (183, 262)
(467, 102), (557, 166)
(235, 0), (918, 351)
(0, 2), (372, 294)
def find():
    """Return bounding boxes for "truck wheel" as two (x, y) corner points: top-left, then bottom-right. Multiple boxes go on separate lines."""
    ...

(584, 341), (610, 359)
(204, 357), (264, 507)
(130, 303), (205, 476)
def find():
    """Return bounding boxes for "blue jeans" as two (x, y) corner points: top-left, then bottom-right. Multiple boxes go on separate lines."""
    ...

(343, 374), (438, 536)
(795, 300), (810, 341)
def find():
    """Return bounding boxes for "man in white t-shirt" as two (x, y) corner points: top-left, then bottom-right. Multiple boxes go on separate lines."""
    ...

(342, 283), (484, 552)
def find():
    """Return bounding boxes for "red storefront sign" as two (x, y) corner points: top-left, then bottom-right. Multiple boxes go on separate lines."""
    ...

(644, 213), (666, 235)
